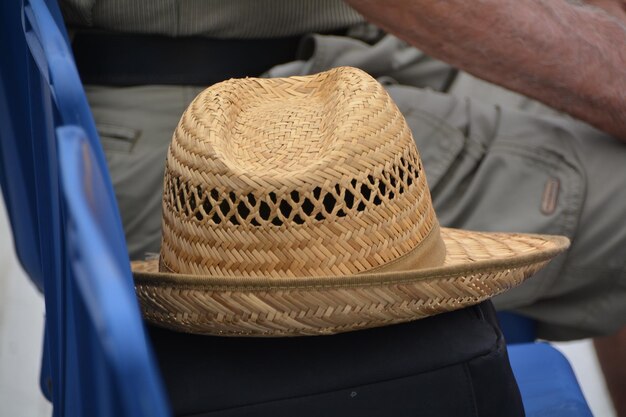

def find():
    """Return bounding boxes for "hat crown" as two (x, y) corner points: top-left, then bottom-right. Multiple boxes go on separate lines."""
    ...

(160, 67), (440, 277)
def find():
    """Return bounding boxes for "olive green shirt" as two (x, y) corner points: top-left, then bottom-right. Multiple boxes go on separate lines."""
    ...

(60, 0), (364, 38)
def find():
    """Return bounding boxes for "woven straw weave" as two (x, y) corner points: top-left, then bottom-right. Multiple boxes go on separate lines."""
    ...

(161, 66), (437, 278)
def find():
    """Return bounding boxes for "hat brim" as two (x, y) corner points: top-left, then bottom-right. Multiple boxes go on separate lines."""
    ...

(132, 228), (569, 337)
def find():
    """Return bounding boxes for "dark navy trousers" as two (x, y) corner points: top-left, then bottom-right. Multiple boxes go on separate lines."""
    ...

(148, 301), (524, 417)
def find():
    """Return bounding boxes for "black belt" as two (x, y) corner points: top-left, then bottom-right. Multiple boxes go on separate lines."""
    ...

(72, 31), (305, 86)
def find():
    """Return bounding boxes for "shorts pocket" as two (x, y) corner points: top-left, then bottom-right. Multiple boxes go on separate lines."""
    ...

(436, 111), (587, 306)
(385, 88), (587, 306)
(96, 122), (141, 154)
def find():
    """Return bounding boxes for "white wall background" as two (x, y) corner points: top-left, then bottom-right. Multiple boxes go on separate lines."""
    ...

(0, 196), (52, 417)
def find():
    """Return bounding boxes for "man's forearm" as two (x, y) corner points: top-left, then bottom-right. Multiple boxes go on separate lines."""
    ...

(345, 0), (626, 141)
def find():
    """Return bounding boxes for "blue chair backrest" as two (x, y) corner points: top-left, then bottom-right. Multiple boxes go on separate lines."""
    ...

(508, 343), (593, 417)
(0, 0), (170, 415)
(0, 0), (75, 405)
(497, 311), (537, 344)
(0, 0), (65, 291)
(57, 126), (170, 417)
(0, 0), (75, 289)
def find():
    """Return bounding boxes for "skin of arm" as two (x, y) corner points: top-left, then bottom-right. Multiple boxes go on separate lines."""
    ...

(343, 0), (626, 141)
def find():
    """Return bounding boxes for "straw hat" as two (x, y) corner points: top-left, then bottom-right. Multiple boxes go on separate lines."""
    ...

(132, 66), (569, 337)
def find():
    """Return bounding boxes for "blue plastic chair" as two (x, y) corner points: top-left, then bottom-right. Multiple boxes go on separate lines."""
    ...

(0, 0), (77, 406)
(0, 0), (66, 292)
(497, 303), (594, 415)
(498, 311), (538, 344)
(0, 0), (171, 415)
(57, 126), (170, 417)
(509, 343), (593, 417)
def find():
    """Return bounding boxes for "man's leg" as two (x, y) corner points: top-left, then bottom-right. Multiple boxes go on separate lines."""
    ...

(594, 327), (626, 416)
(580, 4), (626, 414)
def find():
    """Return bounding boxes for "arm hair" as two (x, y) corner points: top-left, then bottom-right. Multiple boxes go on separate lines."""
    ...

(344, 0), (626, 141)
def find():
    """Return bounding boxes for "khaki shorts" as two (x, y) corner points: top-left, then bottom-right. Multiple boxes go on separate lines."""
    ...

(87, 33), (626, 340)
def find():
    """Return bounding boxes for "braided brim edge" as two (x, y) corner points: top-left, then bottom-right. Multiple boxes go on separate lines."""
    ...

(132, 229), (569, 336)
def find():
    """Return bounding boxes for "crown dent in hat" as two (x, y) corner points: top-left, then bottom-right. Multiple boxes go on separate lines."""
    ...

(159, 67), (445, 278)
